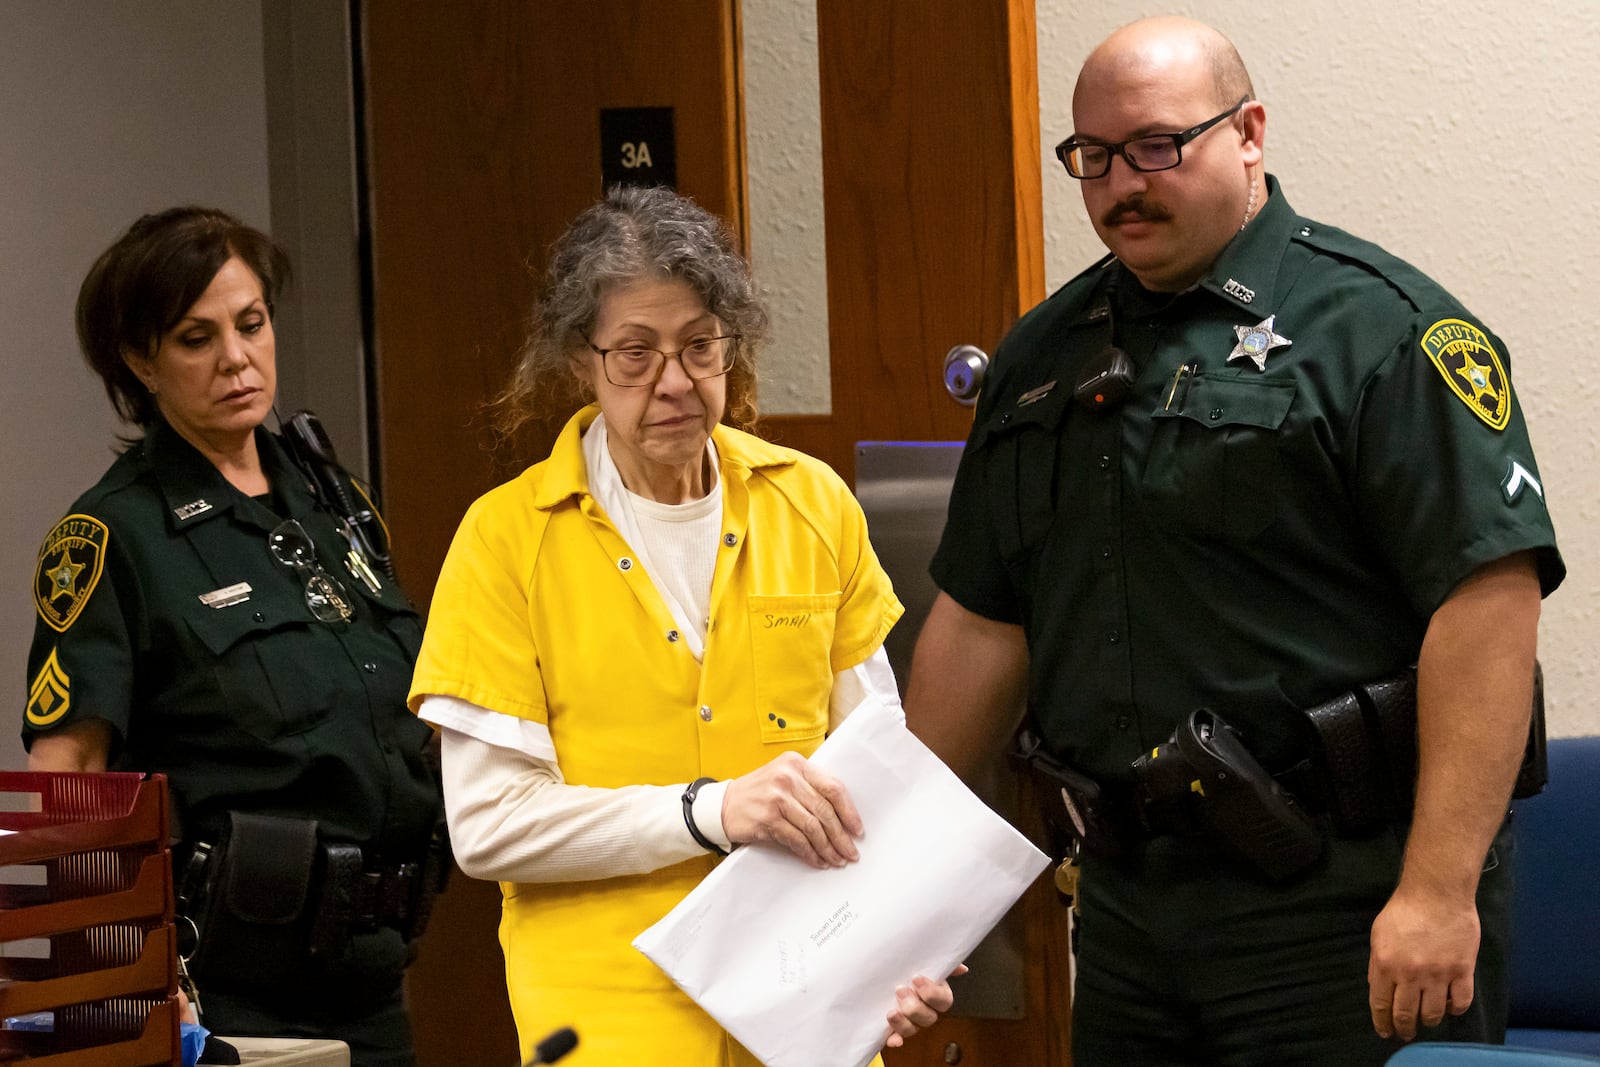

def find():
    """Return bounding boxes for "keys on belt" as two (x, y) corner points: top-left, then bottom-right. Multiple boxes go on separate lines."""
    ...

(1052, 840), (1082, 912)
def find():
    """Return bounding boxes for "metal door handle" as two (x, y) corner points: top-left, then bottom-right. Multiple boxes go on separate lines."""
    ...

(943, 344), (989, 406)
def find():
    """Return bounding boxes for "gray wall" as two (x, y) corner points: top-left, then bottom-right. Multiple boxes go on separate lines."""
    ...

(0, 0), (363, 770)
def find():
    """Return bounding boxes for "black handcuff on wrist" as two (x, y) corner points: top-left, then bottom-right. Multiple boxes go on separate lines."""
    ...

(682, 776), (730, 857)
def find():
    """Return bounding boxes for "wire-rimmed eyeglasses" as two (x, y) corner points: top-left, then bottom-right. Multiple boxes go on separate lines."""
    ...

(1055, 96), (1250, 180)
(586, 335), (740, 388)
(269, 519), (355, 623)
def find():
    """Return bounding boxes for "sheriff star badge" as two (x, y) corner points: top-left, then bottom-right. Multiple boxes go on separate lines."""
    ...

(1228, 314), (1292, 371)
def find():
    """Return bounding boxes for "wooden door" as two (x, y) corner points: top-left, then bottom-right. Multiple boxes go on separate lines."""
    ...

(763, 0), (1046, 485)
(361, 4), (744, 1065)
(788, 6), (1069, 1065)
(363, 0), (744, 608)
(362, 1), (1064, 1064)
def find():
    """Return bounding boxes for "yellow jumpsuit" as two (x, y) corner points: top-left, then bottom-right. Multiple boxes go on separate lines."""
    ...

(412, 407), (902, 1065)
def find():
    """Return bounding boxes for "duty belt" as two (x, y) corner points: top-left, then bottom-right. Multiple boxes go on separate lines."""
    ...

(178, 811), (450, 991)
(311, 846), (442, 953)
(1017, 663), (1548, 879)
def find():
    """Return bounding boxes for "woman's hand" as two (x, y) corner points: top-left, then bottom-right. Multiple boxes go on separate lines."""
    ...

(721, 751), (862, 868)
(885, 965), (967, 1048)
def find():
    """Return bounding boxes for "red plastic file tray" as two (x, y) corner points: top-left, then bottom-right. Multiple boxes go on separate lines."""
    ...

(0, 772), (179, 1065)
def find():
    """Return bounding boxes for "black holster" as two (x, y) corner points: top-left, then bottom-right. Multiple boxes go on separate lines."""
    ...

(1131, 709), (1325, 881)
(1014, 663), (1548, 882)
(1015, 714), (1325, 881)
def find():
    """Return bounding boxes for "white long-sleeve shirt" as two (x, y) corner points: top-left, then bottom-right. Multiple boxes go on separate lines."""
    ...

(418, 414), (904, 884)
(421, 651), (902, 884)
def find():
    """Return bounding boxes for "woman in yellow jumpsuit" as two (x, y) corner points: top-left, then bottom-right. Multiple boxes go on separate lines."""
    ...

(410, 186), (957, 1066)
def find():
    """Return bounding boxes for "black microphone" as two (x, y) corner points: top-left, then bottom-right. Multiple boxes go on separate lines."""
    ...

(524, 1027), (578, 1065)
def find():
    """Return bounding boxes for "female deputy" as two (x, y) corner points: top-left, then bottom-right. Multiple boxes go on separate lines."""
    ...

(22, 207), (444, 1067)
(410, 186), (957, 1065)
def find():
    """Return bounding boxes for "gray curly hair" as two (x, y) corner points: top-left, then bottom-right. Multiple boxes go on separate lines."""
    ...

(493, 185), (769, 445)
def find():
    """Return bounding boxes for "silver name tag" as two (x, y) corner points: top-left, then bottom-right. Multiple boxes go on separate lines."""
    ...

(198, 582), (252, 609)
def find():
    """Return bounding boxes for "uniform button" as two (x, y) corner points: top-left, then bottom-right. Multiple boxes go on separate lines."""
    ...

(722, 532), (738, 547)
(1098, 455), (1111, 470)
(667, 630), (680, 643)
(1107, 629), (1120, 644)
(1116, 716), (1131, 731)
(999, 413), (1013, 425)
(1300, 226), (1313, 237)
(252, 611), (265, 622)
(1209, 408), (1224, 421)
(363, 661), (378, 673)
(699, 705), (713, 722)
(1100, 545), (1113, 560)
(618, 557), (634, 571)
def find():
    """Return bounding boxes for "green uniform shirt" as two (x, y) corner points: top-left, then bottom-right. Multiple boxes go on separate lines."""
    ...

(23, 418), (440, 859)
(932, 176), (1564, 783)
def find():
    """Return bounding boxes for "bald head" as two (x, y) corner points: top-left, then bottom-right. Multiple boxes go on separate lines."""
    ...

(1075, 17), (1253, 117)
(1064, 16), (1266, 291)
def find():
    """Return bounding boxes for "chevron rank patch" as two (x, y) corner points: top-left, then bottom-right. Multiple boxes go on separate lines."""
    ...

(35, 514), (109, 632)
(1502, 459), (1545, 505)
(1420, 318), (1510, 431)
(27, 648), (72, 727)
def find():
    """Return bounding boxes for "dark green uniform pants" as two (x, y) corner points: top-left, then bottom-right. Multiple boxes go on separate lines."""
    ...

(1072, 819), (1513, 1067)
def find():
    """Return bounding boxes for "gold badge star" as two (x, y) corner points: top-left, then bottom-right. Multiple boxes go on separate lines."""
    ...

(48, 550), (85, 599)
(1454, 355), (1500, 406)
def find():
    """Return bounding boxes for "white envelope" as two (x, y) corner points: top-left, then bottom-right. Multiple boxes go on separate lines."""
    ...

(633, 699), (1050, 1067)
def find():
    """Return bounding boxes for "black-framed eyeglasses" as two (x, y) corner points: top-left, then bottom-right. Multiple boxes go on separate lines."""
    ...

(586, 335), (740, 388)
(269, 519), (355, 623)
(1054, 96), (1250, 180)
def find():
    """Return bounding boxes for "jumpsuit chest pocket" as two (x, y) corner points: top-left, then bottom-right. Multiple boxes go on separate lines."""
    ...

(747, 592), (841, 744)
(186, 597), (338, 742)
(1143, 376), (1296, 543)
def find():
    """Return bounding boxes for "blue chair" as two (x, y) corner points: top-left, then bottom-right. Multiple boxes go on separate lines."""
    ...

(1506, 735), (1600, 1054)
(1387, 1044), (1600, 1066)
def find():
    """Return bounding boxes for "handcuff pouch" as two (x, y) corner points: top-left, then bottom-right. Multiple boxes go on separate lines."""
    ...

(187, 811), (318, 991)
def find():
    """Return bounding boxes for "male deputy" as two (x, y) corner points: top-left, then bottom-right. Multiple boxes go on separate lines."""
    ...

(905, 15), (1563, 1067)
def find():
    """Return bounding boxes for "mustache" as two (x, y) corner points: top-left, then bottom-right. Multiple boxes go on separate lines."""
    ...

(1101, 197), (1172, 227)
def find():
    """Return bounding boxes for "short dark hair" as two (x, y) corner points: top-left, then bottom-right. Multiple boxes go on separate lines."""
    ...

(76, 206), (291, 426)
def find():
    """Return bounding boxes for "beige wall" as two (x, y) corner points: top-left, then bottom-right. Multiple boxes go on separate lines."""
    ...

(744, 0), (1598, 735)
(742, 0), (832, 414)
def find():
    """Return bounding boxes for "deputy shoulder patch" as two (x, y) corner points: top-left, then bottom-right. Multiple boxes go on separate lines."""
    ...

(27, 648), (72, 727)
(1420, 318), (1511, 431)
(34, 514), (110, 632)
